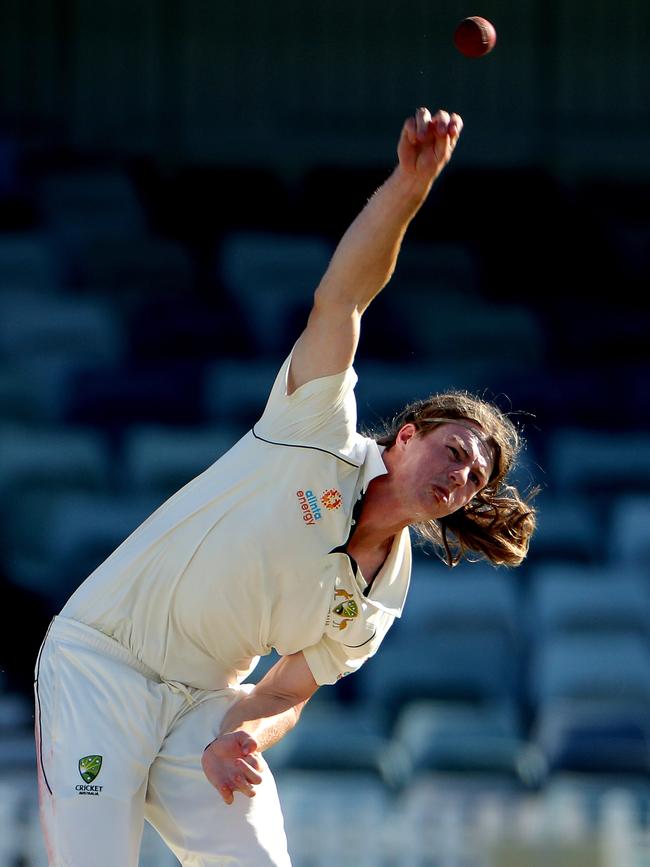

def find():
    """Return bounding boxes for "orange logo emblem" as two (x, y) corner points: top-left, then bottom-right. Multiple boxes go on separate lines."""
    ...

(321, 489), (342, 510)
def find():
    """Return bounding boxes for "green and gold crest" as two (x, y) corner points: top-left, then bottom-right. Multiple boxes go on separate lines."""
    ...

(333, 599), (358, 618)
(78, 755), (103, 783)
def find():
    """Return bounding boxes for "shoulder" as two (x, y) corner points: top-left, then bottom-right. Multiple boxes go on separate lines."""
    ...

(254, 348), (360, 452)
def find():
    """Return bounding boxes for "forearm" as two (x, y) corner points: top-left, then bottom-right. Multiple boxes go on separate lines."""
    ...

(218, 689), (308, 752)
(203, 654), (316, 802)
(286, 109), (461, 392)
(315, 165), (434, 314)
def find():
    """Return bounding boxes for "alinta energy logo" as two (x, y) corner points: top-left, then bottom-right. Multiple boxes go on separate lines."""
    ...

(296, 487), (344, 525)
(76, 755), (103, 795)
(321, 489), (342, 510)
(296, 489), (322, 526)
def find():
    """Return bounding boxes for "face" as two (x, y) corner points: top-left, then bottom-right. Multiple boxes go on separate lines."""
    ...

(386, 421), (495, 522)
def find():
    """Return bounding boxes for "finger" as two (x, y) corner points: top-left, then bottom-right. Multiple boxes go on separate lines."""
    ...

(397, 120), (417, 170)
(401, 116), (417, 146)
(245, 752), (261, 771)
(415, 106), (432, 141)
(232, 774), (256, 798)
(220, 784), (234, 805)
(448, 112), (463, 138)
(432, 109), (451, 137)
(239, 734), (258, 757)
(240, 761), (263, 786)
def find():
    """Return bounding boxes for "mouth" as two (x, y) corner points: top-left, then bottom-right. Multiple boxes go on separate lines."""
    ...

(432, 485), (450, 505)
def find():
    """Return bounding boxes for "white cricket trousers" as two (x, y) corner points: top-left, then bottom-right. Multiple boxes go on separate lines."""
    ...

(34, 616), (292, 866)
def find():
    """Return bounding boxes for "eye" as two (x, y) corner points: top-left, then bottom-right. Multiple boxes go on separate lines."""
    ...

(447, 446), (460, 460)
(469, 472), (480, 486)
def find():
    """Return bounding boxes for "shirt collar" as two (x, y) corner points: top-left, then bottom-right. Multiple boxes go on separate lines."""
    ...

(359, 439), (389, 494)
(360, 526), (411, 618)
(343, 438), (411, 618)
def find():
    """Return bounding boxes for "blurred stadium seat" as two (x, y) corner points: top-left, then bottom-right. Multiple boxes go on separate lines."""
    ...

(355, 628), (519, 730)
(0, 366), (48, 424)
(398, 300), (545, 369)
(71, 236), (196, 300)
(527, 494), (605, 564)
(218, 231), (333, 356)
(548, 429), (650, 498)
(164, 164), (292, 240)
(353, 360), (467, 425)
(0, 232), (59, 292)
(122, 423), (243, 497)
(405, 561), (521, 641)
(0, 733), (38, 774)
(63, 361), (205, 429)
(528, 633), (650, 708)
(43, 491), (159, 587)
(391, 240), (482, 294)
(270, 703), (389, 777)
(527, 563), (649, 639)
(0, 773), (34, 865)
(386, 699), (525, 781)
(4, 490), (158, 604)
(531, 698), (650, 776)
(276, 768), (390, 866)
(37, 168), (147, 236)
(0, 291), (125, 365)
(127, 294), (248, 362)
(0, 693), (31, 730)
(0, 426), (111, 501)
(203, 358), (280, 426)
(36, 167), (198, 306)
(609, 495), (650, 569)
(394, 771), (525, 854)
(543, 774), (650, 830)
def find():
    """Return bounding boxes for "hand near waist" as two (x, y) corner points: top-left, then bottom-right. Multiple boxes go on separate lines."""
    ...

(202, 731), (263, 805)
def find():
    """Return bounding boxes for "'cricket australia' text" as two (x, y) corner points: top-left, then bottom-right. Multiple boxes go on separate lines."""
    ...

(76, 784), (103, 796)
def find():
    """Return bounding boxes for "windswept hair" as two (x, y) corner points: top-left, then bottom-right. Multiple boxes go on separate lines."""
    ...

(374, 390), (537, 567)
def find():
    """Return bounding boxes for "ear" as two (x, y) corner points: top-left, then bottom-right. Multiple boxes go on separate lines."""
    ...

(395, 423), (418, 449)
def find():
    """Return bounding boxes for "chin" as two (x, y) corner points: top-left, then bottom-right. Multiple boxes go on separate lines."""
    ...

(418, 506), (449, 522)
(434, 501), (462, 520)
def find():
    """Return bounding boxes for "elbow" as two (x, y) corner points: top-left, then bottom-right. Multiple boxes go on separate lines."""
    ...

(312, 281), (364, 319)
(256, 684), (314, 713)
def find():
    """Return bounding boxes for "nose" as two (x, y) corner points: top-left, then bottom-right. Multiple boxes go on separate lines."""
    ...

(449, 465), (470, 488)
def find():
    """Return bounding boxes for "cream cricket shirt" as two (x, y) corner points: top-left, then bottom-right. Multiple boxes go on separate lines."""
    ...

(60, 352), (412, 689)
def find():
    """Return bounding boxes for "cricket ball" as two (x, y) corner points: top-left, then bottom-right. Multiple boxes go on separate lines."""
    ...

(453, 16), (497, 58)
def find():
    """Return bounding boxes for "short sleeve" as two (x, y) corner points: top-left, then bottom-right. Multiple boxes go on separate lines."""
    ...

(254, 349), (359, 454)
(301, 609), (396, 686)
(302, 532), (411, 686)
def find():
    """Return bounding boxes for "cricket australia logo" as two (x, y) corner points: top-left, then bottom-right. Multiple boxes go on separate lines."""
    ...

(331, 588), (359, 631)
(76, 755), (104, 795)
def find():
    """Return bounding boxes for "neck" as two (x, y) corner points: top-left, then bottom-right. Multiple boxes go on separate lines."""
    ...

(353, 475), (411, 548)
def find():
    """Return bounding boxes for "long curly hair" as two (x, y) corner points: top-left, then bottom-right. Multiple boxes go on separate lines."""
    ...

(374, 390), (537, 567)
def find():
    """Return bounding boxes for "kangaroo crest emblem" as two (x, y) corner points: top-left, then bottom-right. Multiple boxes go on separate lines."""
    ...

(332, 589), (359, 630)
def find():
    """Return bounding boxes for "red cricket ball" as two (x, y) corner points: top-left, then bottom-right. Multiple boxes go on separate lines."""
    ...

(453, 16), (497, 58)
